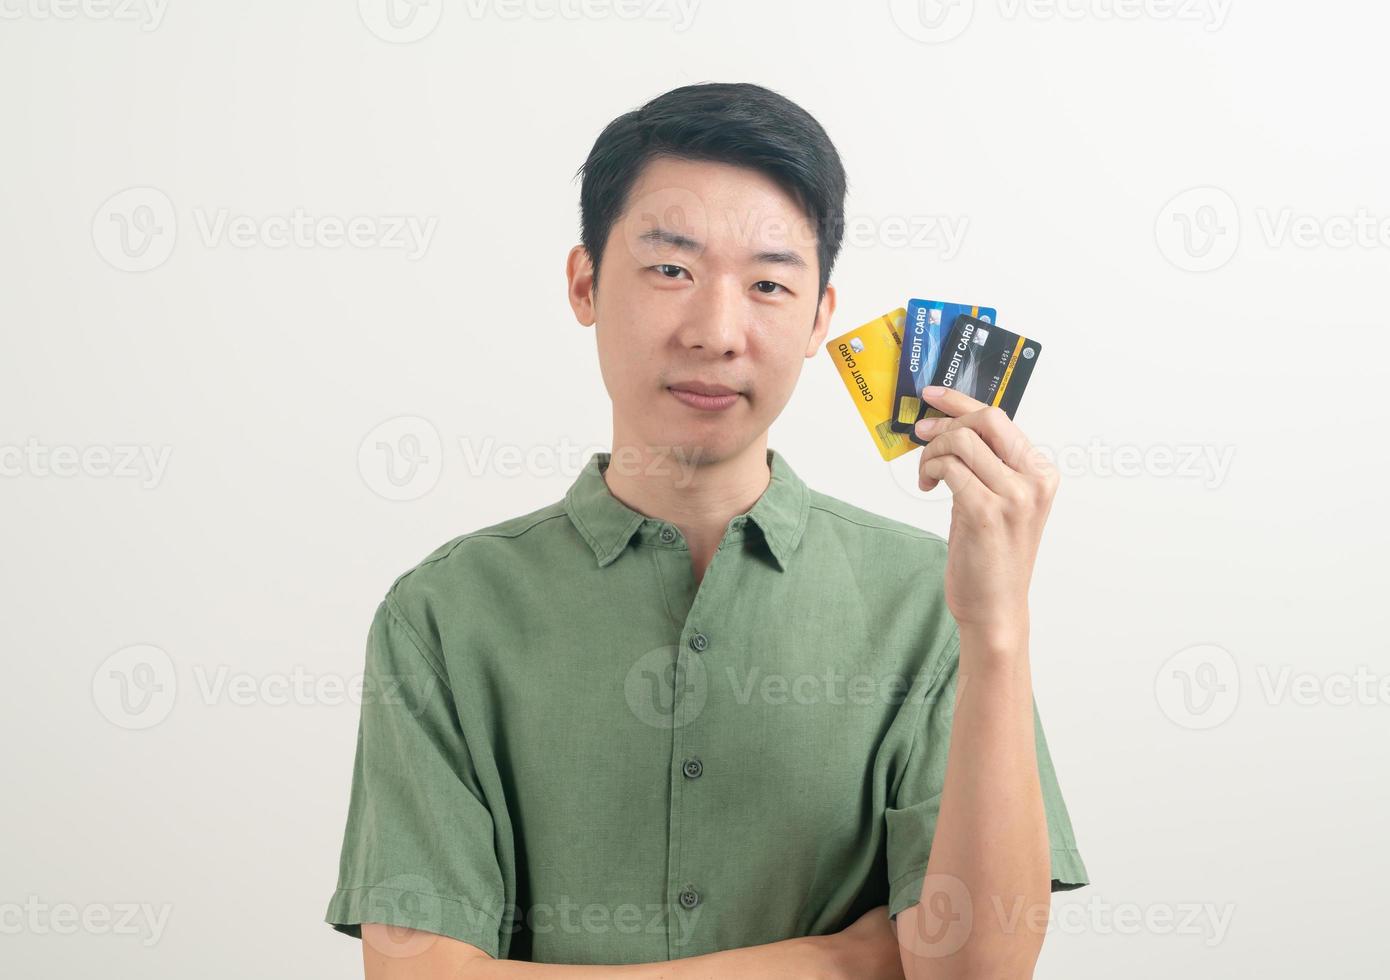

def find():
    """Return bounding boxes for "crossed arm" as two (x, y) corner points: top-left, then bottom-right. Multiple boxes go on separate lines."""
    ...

(360, 905), (906, 979)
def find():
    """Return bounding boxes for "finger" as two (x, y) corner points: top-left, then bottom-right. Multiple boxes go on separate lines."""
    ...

(919, 452), (983, 499)
(919, 393), (1034, 473)
(916, 425), (1019, 496)
(918, 384), (988, 419)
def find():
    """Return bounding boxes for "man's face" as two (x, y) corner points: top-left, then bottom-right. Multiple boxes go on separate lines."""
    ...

(567, 156), (836, 468)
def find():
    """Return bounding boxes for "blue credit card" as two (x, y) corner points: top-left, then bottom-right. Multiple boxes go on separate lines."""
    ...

(890, 298), (998, 433)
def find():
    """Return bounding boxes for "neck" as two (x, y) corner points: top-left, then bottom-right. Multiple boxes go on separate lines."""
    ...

(601, 431), (773, 581)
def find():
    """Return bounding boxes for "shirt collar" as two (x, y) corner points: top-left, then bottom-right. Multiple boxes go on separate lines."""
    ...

(563, 447), (810, 571)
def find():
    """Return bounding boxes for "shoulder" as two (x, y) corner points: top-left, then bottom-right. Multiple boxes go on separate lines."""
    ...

(382, 498), (572, 610)
(806, 486), (948, 558)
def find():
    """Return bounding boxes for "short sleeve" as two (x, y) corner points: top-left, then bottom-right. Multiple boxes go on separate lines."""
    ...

(323, 596), (507, 958)
(885, 634), (1090, 919)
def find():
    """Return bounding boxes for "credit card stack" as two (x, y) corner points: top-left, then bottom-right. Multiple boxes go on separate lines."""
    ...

(826, 297), (1041, 460)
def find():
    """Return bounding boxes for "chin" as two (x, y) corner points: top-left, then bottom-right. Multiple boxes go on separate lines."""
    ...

(658, 431), (748, 470)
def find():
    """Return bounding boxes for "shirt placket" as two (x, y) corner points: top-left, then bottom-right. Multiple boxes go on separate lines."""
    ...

(647, 516), (748, 960)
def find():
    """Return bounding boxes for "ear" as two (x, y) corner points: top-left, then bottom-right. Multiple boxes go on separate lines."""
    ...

(566, 244), (597, 327)
(804, 282), (836, 356)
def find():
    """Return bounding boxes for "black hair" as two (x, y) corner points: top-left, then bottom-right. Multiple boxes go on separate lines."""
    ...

(576, 82), (848, 299)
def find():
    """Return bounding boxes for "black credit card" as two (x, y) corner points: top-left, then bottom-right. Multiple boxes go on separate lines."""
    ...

(909, 314), (1041, 446)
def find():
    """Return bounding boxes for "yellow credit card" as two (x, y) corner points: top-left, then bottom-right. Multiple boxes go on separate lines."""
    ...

(825, 308), (916, 461)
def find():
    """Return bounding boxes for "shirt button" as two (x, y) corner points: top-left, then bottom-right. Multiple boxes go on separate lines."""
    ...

(678, 887), (700, 909)
(682, 758), (703, 779)
(688, 632), (708, 653)
(659, 525), (677, 543)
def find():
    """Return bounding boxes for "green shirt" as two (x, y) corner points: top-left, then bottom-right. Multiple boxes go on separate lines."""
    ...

(324, 448), (1088, 963)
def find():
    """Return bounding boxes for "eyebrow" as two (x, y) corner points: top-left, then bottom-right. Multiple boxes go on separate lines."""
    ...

(639, 227), (703, 254)
(638, 227), (810, 271)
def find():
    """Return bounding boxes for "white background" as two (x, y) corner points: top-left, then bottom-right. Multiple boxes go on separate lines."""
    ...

(2, 1), (1387, 977)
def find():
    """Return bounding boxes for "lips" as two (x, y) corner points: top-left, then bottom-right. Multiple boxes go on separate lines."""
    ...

(668, 381), (742, 411)
(670, 381), (738, 396)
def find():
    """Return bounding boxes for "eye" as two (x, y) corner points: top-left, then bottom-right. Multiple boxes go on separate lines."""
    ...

(653, 264), (690, 280)
(754, 280), (787, 295)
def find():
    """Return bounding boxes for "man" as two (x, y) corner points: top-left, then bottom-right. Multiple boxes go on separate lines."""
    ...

(325, 81), (1088, 979)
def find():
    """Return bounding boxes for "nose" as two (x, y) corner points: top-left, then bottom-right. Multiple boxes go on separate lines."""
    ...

(676, 275), (748, 357)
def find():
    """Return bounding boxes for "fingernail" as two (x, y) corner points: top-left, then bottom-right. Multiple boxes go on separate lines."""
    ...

(915, 417), (939, 433)
(921, 386), (945, 398)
